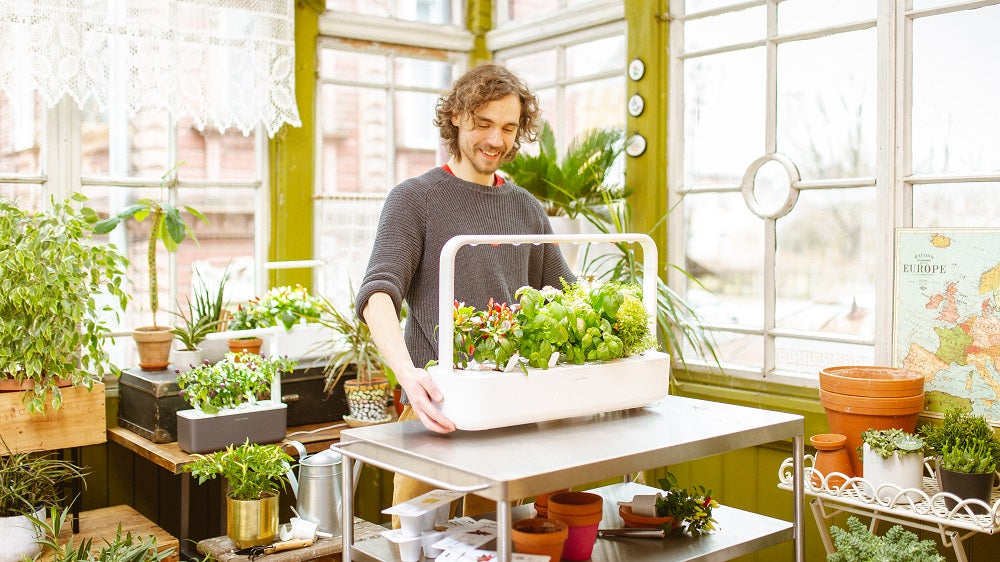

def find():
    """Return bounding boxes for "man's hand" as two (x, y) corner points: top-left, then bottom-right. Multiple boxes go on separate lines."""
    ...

(395, 366), (456, 434)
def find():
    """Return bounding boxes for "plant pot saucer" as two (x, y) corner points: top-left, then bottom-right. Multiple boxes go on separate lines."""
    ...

(619, 505), (677, 529)
(343, 414), (392, 428)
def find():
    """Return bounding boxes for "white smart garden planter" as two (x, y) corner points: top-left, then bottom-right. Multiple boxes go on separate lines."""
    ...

(428, 234), (671, 431)
(177, 400), (287, 453)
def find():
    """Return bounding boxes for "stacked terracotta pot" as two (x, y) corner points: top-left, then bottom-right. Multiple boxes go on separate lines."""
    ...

(819, 366), (926, 475)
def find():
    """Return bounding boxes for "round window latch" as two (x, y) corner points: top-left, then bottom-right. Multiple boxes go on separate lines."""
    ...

(628, 94), (645, 117)
(625, 134), (647, 157)
(628, 58), (645, 81)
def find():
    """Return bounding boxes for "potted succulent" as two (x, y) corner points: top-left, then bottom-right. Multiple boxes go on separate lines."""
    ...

(919, 408), (1000, 511)
(0, 445), (88, 560)
(859, 428), (925, 502)
(0, 194), (129, 413)
(827, 516), (944, 562)
(182, 440), (293, 548)
(174, 352), (297, 453)
(94, 164), (208, 371)
(314, 288), (394, 426)
(171, 267), (230, 369)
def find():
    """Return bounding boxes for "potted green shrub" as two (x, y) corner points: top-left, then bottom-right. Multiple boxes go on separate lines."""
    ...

(182, 440), (293, 548)
(29, 505), (174, 562)
(94, 165), (208, 371)
(0, 194), (129, 413)
(174, 352), (297, 453)
(219, 285), (327, 359)
(859, 428), (925, 502)
(0, 446), (88, 560)
(314, 288), (394, 426)
(919, 408), (1000, 512)
(827, 516), (944, 561)
(170, 267), (230, 369)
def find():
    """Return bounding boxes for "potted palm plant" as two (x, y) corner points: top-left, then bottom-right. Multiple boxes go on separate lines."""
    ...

(94, 164), (208, 371)
(314, 288), (394, 426)
(0, 445), (88, 561)
(174, 352), (297, 453)
(0, 194), (129, 414)
(919, 408), (1000, 512)
(182, 440), (293, 548)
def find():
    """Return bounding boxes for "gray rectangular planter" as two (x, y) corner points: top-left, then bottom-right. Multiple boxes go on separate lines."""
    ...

(176, 401), (287, 454)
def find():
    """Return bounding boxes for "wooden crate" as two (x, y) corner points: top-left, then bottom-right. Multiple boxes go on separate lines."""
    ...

(0, 383), (107, 453)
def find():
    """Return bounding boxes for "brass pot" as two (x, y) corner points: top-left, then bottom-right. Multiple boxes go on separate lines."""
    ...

(227, 492), (279, 548)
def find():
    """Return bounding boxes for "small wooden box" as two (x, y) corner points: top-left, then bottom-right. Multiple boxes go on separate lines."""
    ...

(0, 383), (107, 453)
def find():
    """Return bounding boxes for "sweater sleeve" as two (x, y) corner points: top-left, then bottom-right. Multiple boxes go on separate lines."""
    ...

(355, 182), (426, 321)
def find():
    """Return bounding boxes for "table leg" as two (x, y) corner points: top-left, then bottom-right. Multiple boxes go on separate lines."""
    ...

(496, 483), (511, 562)
(809, 498), (835, 554)
(179, 472), (198, 560)
(793, 433), (805, 562)
(341, 455), (355, 562)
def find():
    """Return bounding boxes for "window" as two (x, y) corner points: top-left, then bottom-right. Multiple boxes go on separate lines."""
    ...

(669, 0), (1000, 384)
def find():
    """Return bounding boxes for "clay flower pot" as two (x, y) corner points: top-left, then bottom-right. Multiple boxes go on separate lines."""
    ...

(809, 433), (855, 489)
(512, 517), (568, 561)
(819, 366), (925, 397)
(533, 488), (570, 518)
(618, 505), (680, 530)
(227, 337), (263, 356)
(547, 492), (603, 561)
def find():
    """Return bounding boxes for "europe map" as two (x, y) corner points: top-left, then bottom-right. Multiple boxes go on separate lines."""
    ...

(894, 229), (1000, 422)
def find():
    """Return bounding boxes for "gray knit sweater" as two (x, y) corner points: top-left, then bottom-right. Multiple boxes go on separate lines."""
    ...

(356, 167), (575, 374)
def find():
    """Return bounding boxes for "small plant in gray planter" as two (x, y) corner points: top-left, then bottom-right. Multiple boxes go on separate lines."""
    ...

(859, 428), (925, 502)
(919, 408), (1000, 512)
(827, 516), (944, 562)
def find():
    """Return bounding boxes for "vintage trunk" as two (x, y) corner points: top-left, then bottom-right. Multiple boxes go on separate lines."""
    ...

(118, 360), (350, 443)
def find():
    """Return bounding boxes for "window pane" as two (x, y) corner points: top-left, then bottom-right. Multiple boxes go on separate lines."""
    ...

(0, 89), (42, 175)
(698, 332), (764, 372)
(684, 192), (763, 327)
(176, 118), (258, 182)
(912, 5), (1000, 174)
(325, 0), (458, 24)
(777, 0), (874, 35)
(684, 6), (765, 53)
(685, 0), (749, 14)
(775, 188), (877, 337)
(319, 50), (388, 85)
(316, 195), (386, 304)
(0, 183), (43, 210)
(507, 0), (563, 21)
(777, 29), (876, 180)
(394, 58), (454, 89)
(318, 84), (390, 194)
(395, 91), (441, 180)
(566, 36), (624, 79)
(565, 77), (624, 138)
(326, 0), (389, 18)
(505, 50), (558, 88)
(775, 337), (874, 373)
(684, 48), (765, 187)
(913, 183), (1000, 228)
(81, 102), (169, 179)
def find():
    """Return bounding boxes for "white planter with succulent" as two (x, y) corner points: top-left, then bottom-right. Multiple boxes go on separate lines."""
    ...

(175, 352), (297, 453)
(861, 428), (926, 502)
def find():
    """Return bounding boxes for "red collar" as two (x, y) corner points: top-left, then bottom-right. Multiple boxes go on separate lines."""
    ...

(442, 164), (504, 187)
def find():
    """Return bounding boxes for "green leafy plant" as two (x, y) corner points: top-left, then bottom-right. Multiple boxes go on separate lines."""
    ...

(500, 121), (626, 218)
(175, 352), (297, 414)
(654, 472), (718, 537)
(171, 266), (231, 350)
(314, 286), (393, 391)
(827, 516), (944, 562)
(918, 408), (1000, 474)
(29, 505), (174, 562)
(0, 194), (129, 413)
(182, 440), (293, 501)
(227, 285), (323, 334)
(93, 164), (208, 328)
(0, 445), (88, 517)
(860, 428), (924, 460)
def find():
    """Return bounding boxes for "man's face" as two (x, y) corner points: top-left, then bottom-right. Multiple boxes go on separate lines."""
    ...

(451, 94), (521, 178)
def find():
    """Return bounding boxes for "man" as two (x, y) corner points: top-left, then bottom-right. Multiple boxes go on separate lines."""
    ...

(354, 62), (575, 515)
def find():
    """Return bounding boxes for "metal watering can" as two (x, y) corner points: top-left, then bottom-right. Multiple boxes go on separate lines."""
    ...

(285, 441), (343, 535)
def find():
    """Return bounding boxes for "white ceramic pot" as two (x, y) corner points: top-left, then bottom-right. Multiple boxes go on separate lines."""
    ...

(0, 508), (45, 562)
(172, 348), (203, 372)
(862, 443), (924, 502)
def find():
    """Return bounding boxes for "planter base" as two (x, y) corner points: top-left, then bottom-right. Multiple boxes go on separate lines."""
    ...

(177, 401), (287, 454)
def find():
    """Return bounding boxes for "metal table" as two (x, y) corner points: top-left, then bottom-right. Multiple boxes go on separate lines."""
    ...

(335, 394), (805, 561)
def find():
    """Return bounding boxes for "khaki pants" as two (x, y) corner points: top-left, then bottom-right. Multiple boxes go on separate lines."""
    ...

(391, 406), (516, 528)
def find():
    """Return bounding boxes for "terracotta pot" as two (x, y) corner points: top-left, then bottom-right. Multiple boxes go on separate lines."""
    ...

(810, 433), (855, 489)
(133, 326), (174, 371)
(618, 505), (680, 529)
(393, 385), (404, 417)
(819, 388), (924, 475)
(533, 488), (570, 518)
(547, 492), (602, 561)
(819, 365), (925, 397)
(512, 517), (568, 561)
(227, 337), (263, 356)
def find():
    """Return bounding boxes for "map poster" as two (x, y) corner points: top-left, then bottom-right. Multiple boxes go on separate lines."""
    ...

(893, 228), (1000, 422)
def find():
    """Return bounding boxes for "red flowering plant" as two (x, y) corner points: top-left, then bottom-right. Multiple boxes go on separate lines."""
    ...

(452, 298), (522, 370)
(176, 351), (297, 414)
(655, 472), (719, 537)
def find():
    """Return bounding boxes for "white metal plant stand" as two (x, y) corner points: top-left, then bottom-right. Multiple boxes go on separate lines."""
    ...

(777, 455), (1000, 562)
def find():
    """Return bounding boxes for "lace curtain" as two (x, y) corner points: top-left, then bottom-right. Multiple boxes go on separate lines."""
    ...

(0, 0), (301, 137)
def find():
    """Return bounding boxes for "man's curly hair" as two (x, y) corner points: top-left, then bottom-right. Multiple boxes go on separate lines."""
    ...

(434, 62), (541, 163)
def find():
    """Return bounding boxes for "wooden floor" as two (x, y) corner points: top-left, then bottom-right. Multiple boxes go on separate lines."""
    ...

(40, 504), (179, 562)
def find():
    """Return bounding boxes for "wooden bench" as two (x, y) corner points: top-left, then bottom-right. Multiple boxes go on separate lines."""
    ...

(197, 518), (386, 562)
(40, 505), (179, 562)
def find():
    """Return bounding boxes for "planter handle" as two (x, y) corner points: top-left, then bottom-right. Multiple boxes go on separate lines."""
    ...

(436, 233), (658, 370)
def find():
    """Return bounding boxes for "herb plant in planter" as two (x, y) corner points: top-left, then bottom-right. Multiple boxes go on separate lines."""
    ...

(0, 446), (88, 561)
(860, 428), (925, 502)
(827, 516), (944, 562)
(183, 440), (293, 548)
(174, 352), (297, 453)
(919, 408), (1000, 510)
(0, 194), (129, 413)
(94, 165), (208, 371)
(222, 285), (327, 359)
